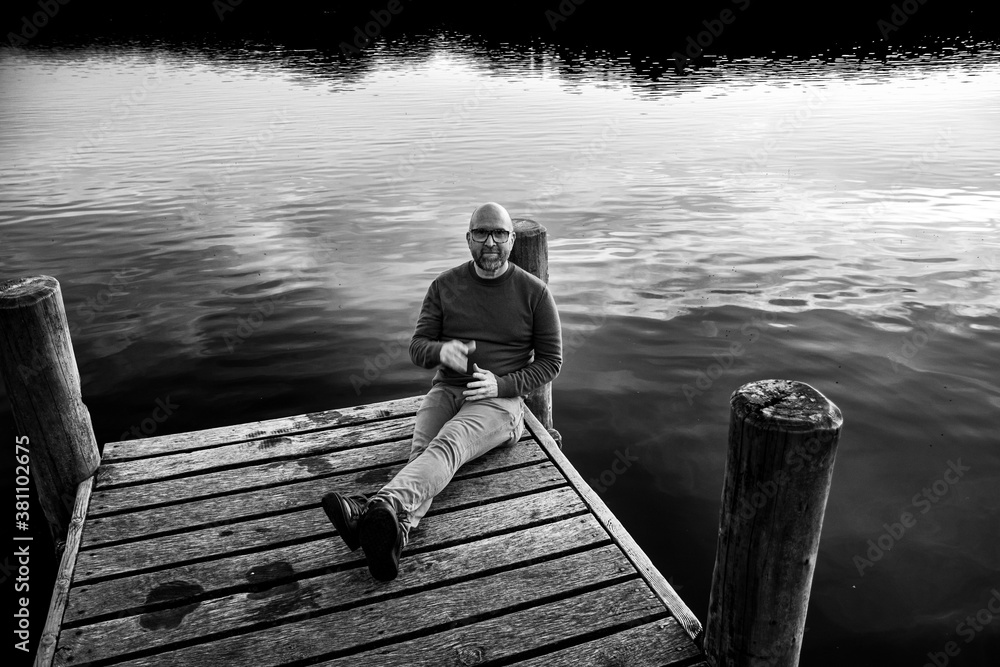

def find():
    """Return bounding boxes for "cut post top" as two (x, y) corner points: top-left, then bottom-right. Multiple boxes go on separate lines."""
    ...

(0, 275), (60, 309)
(731, 379), (842, 433)
(511, 218), (546, 238)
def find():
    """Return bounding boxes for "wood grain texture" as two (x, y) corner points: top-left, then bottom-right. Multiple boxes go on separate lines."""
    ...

(66, 485), (585, 619)
(67, 546), (635, 667)
(89, 433), (538, 515)
(74, 469), (574, 582)
(505, 617), (701, 667)
(56, 515), (610, 663)
(705, 379), (842, 667)
(95, 417), (416, 488)
(0, 275), (100, 541)
(314, 580), (665, 667)
(508, 218), (553, 431)
(102, 395), (423, 460)
(34, 476), (93, 667)
(523, 407), (705, 642)
(83, 445), (554, 548)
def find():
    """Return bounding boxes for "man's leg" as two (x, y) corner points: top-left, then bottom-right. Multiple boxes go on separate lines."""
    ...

(374, 392), (524, 544)
(402, 384), (464, 530)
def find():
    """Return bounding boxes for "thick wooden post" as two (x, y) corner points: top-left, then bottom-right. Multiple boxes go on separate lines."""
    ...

(705, 379), (842, 667)
(508, 218), (559, 445)
(0, 276), (100, 548)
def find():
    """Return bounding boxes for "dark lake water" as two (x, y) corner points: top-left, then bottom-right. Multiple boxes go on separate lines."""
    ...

(1, 33), (999, 665)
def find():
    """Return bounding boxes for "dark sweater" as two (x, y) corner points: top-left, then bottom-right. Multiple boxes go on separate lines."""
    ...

(409, 261), (562, 398)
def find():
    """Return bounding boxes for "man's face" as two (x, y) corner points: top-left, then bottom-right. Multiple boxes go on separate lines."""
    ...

(467, 219), (514, 272)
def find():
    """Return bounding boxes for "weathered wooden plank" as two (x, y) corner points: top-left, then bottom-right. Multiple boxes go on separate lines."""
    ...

(56, 515), (610, 663)
(95, 417), (416, 488)
(71, 480), (583, 588)
(83, 459), (563, 548)
(67, 482), (583, 623)
(524, 408), (705, 642)
(76, 463), (568, 581)
(90, 434), (539, 515)
(102, 395), (423, 460)
(313, 580), (667, 667)
(35, 476), (93, 667)
(505, 618), (701, 667)
(70, 546), (636, 667)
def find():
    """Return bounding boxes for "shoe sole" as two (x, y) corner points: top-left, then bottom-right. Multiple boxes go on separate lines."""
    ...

(321, 495), (361, 551)
(360, 505), (400, 581)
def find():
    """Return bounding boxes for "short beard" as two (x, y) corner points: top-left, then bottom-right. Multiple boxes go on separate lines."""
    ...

(475, 250), (506, 271)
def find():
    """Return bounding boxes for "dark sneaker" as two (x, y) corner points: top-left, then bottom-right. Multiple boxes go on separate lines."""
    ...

(321, 492), (368, 551)
(359, 498), (404, 581)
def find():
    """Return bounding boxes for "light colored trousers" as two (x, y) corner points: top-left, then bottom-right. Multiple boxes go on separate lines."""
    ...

(375, 383), (524, 546)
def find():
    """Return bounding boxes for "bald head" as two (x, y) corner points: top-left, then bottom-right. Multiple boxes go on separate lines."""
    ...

(469, 202), (513, 231)
(466, 202), (515, 278)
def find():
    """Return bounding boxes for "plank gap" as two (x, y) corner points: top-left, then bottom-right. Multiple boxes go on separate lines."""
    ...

(102, 411), (421, 463)
(484, 611), (674, 667)
(77, 475), (568, 553)
(87, 445), (541, 521)
(63, 536), (615, 632)
(73, 573), (639, 667)
(70, 507), (590, 587)
(92, 434), (416, 492)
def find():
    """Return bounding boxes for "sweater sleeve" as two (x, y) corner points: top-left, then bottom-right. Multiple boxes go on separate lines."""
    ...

(495, 286), (563, 398)
(409, 280), (446, 368)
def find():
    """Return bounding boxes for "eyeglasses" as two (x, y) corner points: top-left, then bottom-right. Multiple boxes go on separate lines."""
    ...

(469, 228), (511, 243)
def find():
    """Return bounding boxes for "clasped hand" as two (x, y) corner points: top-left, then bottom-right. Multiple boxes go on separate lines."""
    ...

(440, 340), (498, 401)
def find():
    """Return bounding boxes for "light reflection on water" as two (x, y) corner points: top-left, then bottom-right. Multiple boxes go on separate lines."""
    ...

(1, 36), (999, 665)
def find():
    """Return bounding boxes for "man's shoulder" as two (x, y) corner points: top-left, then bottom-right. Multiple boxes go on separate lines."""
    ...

(507, 263), (549, 294)
(432, 262), (472, 284)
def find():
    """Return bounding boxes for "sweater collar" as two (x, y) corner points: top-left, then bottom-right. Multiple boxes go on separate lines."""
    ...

(466, 260), (515, 285)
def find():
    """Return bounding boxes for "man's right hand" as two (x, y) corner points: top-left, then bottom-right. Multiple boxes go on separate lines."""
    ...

(440, 340), (476, 373)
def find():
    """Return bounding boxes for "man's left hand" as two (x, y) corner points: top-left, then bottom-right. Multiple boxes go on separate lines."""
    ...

(464, 363), (498, 401)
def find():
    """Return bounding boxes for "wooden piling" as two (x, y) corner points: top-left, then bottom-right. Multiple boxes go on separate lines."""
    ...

(509, 218), (558, 444)
(0, 276), (100, 548)
(704, 379), (843, 667)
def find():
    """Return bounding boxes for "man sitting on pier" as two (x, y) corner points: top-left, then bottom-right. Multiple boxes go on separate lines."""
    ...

(321, 202), (563, 581)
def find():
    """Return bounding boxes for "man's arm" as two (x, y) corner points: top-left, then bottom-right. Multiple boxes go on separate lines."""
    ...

(409, 280), (446, 368)
(494, 287), (562, 398)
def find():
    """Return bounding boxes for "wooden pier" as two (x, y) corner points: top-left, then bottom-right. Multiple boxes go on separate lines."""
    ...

(7, 268), (841, 667)
(38, 396), (710, 667)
